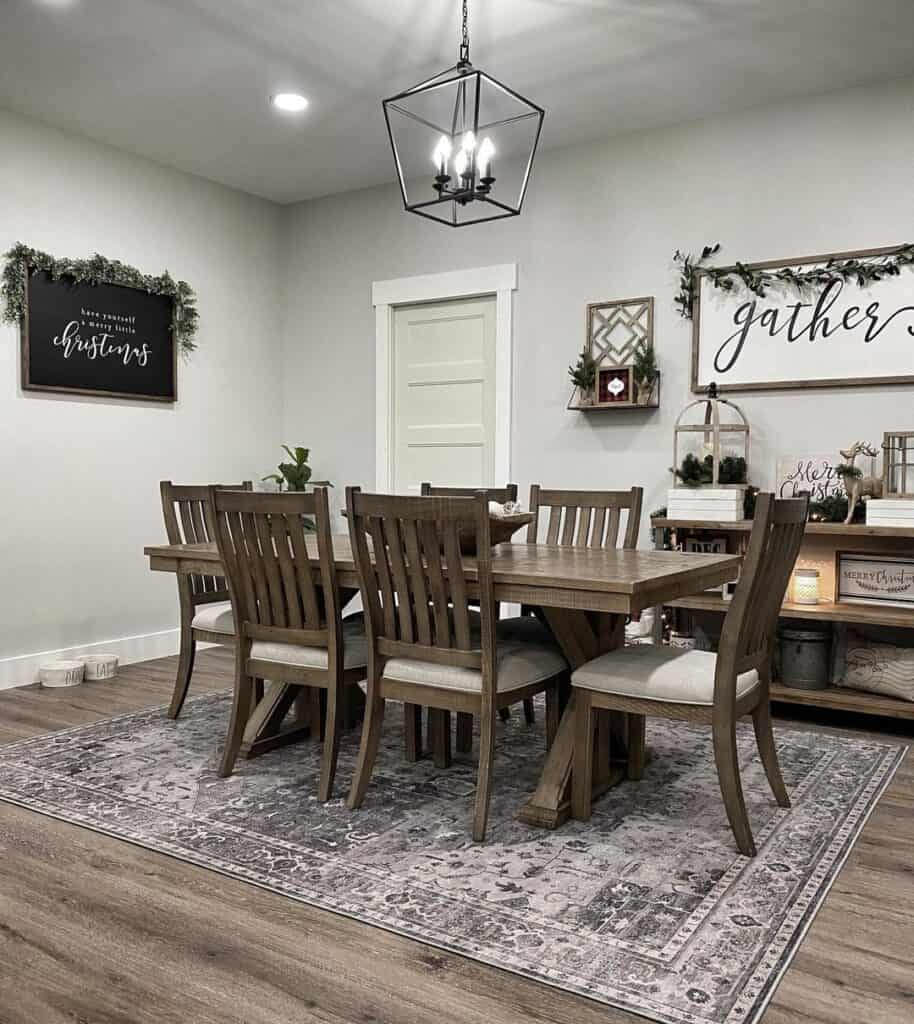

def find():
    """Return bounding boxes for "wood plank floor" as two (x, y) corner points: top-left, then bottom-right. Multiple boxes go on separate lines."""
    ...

(0, 648), (912, 1024)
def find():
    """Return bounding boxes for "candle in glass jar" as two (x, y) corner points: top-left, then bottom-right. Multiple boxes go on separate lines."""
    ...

(793, 568), (820, 605)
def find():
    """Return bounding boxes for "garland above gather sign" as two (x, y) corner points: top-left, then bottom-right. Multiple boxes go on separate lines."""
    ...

(1, 243), (198, 402)
(675, 242), (914, 393)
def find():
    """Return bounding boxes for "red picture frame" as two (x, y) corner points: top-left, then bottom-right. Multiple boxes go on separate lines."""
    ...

(595, 365), (634, 406)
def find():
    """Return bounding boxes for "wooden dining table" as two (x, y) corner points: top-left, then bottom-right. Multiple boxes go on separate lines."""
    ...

(145, 537), (740, 828)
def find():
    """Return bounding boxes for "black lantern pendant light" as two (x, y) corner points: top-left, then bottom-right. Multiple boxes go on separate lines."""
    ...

(382, 0), (545, 227)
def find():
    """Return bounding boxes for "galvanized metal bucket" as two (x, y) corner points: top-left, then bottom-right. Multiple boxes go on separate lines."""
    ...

(778, 628), (831, 690)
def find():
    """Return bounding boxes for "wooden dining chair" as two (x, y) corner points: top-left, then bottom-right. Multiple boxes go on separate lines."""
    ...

(210, 487), (367, 800)
(570, 493), (808, 857)
(526, 485), (643, 549)
(420, 482), (519, 504)
(345, 488), (569, 841)
(160, 480), (252, 719)
(420, 482), (525, 751)
(522, 484), (645, 735)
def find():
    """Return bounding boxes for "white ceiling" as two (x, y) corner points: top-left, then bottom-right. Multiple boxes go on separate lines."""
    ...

(2, 0), (914, 204)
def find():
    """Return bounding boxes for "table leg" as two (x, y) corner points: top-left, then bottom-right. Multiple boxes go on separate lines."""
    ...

(517, 608), (632, 829)
(239, 682), (314, 759)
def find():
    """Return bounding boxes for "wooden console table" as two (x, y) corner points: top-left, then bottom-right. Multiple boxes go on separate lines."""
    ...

(652, 517), (914, 722)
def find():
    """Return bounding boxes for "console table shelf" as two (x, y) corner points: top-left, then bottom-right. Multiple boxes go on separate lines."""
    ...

(769, 683), (914, 721)
(655, 516), (914, 724)
(652, 517), (914, 539)
(668, 595), (914, 630)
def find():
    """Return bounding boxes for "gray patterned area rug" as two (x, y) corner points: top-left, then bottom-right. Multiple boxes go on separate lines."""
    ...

(0, 693), (904, 1024)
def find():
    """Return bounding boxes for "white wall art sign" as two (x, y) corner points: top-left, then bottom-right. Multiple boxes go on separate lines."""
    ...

(775, 454), (845, 502)
(837, 553), (914, 608)
(692, 247), (914, 392)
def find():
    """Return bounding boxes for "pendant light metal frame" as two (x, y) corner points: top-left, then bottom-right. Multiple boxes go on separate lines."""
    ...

(382, 4), (545, 227)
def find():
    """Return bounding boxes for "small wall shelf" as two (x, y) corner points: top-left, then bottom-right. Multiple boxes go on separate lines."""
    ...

(568, 373), (660, 412)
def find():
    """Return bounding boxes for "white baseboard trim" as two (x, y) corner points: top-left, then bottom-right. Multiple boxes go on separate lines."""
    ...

(0, 628), (186, 691)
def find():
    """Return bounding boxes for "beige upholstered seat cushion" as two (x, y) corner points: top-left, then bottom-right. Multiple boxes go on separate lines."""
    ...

(383, 623), (567, 694)
(250, 617), (368, 671)
(572, 645), (759, 706)
(191, 600), (234, 635)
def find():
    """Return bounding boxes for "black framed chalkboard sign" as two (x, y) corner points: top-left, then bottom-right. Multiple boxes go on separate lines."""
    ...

(21, 267), (177, 402)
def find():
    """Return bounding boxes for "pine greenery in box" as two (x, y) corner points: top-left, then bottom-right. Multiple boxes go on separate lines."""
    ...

(674, 453), (747, 487)
(568, 347), (597, 396)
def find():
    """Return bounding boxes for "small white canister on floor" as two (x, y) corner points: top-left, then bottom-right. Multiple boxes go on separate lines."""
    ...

(39, 660), (86, 688)
(83, 654), (119, 681)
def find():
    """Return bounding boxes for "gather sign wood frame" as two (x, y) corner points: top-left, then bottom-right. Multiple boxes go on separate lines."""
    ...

(691, 244), (914, 394)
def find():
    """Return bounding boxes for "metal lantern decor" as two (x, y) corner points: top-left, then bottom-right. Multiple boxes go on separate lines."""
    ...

(382, 0), (544, 227)
(672, 383), (750, 487)
(882, 431), (914, 498)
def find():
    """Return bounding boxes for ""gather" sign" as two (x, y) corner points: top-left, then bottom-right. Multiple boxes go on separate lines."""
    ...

(692, 246), (914, 393)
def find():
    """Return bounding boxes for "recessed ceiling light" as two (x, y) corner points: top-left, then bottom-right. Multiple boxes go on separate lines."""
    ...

(272, 93), (309, 113)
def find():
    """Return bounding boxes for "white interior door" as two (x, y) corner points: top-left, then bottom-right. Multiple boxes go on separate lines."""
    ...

(391, 296), (497, 494)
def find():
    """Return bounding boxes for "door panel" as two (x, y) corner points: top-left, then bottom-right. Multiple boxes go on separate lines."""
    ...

(393, 296), (496, 493)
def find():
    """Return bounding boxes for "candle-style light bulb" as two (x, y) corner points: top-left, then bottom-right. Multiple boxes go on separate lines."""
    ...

(454, 149), (469, 177)
(461, 130), (476, 154)
(432, 135), (452, 175)
(476, 137), (495, 177)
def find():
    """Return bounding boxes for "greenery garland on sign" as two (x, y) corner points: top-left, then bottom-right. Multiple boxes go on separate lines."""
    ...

(1, 243), (199, 354)
(673, 241), (914, 320)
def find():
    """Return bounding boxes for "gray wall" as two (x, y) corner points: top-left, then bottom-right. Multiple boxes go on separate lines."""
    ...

(3, 74), (913, 682)
(280, 77), (914, 525)
(0, 109), (284, 676)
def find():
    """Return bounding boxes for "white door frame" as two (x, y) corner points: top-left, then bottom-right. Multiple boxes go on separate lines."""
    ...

(372, 264), (516, 492)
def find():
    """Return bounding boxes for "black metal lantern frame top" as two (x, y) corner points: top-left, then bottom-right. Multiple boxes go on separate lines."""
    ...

(382, 7), (544, 227)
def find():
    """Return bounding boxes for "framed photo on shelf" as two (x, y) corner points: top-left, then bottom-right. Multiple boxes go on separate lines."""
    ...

(684, 536), (735, 600)
(836, 551), (914, 608)
(684, 536), (728, 555)
(595, 365), (634, 407)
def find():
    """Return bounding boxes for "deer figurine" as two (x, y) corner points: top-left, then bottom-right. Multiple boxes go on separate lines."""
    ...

(838, 441), (883, 523)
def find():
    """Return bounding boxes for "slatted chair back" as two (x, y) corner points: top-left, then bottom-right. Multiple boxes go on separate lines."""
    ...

(209, 488), (341, 661)
(526, 486), (643, 549)
(160, 481), (252, 604)
(716, 493), (808, 690)
(420, 482), (519, 504)
(346, 489), (497, 692)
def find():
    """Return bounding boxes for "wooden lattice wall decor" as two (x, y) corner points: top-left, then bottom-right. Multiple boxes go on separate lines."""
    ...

(586, 296), (653, 369)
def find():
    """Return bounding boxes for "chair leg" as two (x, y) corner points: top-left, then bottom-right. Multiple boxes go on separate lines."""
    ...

(404, 703), (423, 762)
(472, 705), (497, 842)
(456, 711), (473, 753)
(498, 706), (511, 722)
(627, 714), (646, 781)
(218, 649), (255, 778)
(348, 683), (386, 809)
(712, 716), (757, 856)
(429, 709), (452, 768)
(752, 700), (790, 808)
(318, 685), (344, 802)
(168, 623), (196, 719)
(571, 690), (595, 820)
(523, 698), (535, 724)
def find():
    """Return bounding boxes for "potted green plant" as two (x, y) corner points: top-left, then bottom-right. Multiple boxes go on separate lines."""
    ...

(262, 446), (331, 531)
(568, 347), (597, 405)
(633, 344), (658, 405)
